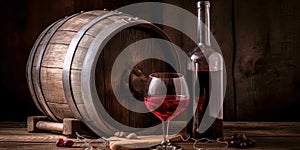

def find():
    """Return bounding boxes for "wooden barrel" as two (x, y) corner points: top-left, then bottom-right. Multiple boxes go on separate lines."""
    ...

(26, 10), (178, 136)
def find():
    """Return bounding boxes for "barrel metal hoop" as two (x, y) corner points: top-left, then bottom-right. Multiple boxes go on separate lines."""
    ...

(81, 19), (152, 136)
(26, 20), (59, 115)
(63, 11), (129, 120)
(35, 13), (80, 122)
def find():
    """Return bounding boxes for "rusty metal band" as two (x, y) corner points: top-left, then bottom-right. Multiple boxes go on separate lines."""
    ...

(35, 13), (80, 122)
(63, 11), (128, 120)
(81, 18), (153, 136)
(26, 19), (59, 115)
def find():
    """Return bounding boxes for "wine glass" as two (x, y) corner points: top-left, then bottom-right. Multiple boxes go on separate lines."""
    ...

(144, 72), (190, 150)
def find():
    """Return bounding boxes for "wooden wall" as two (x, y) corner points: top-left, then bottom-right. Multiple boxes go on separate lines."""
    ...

(0, 0), (299, 121)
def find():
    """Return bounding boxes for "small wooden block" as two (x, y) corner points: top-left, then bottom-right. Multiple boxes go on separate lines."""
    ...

(63, 118), (81, 137)
(27, 116), (49, 133)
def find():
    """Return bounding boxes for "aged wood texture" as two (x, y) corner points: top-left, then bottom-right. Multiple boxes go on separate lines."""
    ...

(27, 9), (177, 136)
(100, 27), (177, 128)
(162, 0), (300, 121)
(233, 0), (300, 120)
(28, 11), (104, 122)
(110, 121), (300, 149)
(0, 0), (76, 121)
(1, 121), (300, 149)
(210, 0), (234, 120)
(164, 0), (300, 121)
(1, 0), (300, 123)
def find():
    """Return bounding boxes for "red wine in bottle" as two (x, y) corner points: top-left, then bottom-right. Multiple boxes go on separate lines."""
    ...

(187, 67), (224, 139)
(186, 0), (224, 139)
(195, 68), (223, 139)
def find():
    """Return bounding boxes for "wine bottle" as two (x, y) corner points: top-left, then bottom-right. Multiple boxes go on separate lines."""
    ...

(186, 0), (224, 139)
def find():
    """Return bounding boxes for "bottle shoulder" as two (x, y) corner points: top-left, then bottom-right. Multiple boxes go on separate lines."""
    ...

(189, 44), (223, 71)
(189, 44), (216, 59)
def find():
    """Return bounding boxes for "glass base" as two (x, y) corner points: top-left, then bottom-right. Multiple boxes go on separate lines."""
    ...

(150, 144), (182, 150)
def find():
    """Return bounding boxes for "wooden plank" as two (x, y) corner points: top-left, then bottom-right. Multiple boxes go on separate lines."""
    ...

(46, 102), (73, 120)
(73, 0), (102, 12)
(40, 67), (66, 104)
(234, 0), (300, 120)
(172, 137), (300, 150)
(0, 0), (77, 121)
(1, 121), (300, 149)
(99, 0), (131, 10)
(161, 0), (184, 51)
(103, 28), (131, 128)
(108, 121), (300, 149)
(42, 44), (68, 68)
(102, 26), (173, 128)
(223, 121), (300, 137)
(62, 118), (81, 137)
(210, 0), (235, 121)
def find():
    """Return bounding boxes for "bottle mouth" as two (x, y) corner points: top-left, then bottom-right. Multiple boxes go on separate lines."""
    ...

(197, 1), (210, 8)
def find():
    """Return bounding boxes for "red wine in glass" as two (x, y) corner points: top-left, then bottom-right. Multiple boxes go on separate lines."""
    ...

(144, 95), (189, 121)
(144, 72), (189, 150)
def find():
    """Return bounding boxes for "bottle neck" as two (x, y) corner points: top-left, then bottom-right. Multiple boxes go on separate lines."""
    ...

(197, 1), (211, 47)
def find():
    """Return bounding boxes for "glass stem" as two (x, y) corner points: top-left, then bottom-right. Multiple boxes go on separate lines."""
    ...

(161, 120), (170, 145)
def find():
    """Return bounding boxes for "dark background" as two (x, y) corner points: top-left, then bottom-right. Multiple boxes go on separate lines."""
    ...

(0, 0), (299, 121)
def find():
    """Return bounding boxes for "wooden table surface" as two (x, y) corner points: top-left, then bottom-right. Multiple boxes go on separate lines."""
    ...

(0, 121), (299, 149)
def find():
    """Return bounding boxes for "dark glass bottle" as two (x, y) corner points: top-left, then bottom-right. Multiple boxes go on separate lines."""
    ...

(186, 0), (224, 139)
